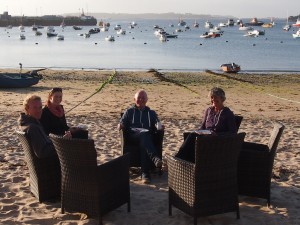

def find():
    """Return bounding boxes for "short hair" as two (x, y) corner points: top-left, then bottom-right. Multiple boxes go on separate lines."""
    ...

(23, 95), (42, 113)
(134, 89), (148, 100)
(209, 87), (226, 101)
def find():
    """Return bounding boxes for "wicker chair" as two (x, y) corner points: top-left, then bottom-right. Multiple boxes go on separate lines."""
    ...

(16, 130), (61, 202)
(168, 133), (246, 225)
(238, 122), (285, 206)
(120, 129), (164, 171)
(49, 134), (130, 225)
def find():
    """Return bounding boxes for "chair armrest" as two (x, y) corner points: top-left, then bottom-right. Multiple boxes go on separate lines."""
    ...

(97, 153), (130, 192)
(167, 155), (195, 193)
(242, 142), (269, 152)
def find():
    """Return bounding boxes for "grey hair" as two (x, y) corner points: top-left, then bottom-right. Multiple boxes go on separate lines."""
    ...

(209, 87), (226, 101)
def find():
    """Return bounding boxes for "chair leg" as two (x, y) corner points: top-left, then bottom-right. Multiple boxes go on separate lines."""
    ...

(237, 207), (240, 219)
(194, 216), (197, 225)
(127, 200), (131, 212)
(99, 214), (103, 225)
(169, 203), (172, 216)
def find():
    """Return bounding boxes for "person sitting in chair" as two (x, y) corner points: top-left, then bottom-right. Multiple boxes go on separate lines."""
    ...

(18, 94), (71, 158)
(118, 90), (163, 184)
(176, 87), (237, 162)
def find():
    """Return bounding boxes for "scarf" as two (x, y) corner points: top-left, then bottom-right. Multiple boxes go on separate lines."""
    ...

(47, 101), (64, 118)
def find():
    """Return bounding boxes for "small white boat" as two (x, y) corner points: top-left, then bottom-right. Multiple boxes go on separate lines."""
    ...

(101, 26), (109, 32)
(178, 18), (186, 26)
(175, 29), (182, 32)
(35, 31), (42, 36)
(105, 35), (115, 41)
(117, 29), (126, 35)
(47, 31), (58, 37)
(46, 26), (55, 32)
(73, 25), (83, 30)
(159, 34), (167, 42)
(169, 24), (174, 27)
(218, 22), (228, 27)
(227, 19), (235, 26)
(19, 25), (25, 32)
(60, 19), (66, 28)
(204, 21), (214, 29)
(6, 25), (13, 29)
(57, 35), (64, 40)
(209, 27), (224, 34)
(193, 20), (199, 28)
(131, 21), (137, 26)
(283, 24), (291, 31)
(114, 24), (121, 30)
(83, 33), (90, 38)
(239, 24), (253, 31)
(292, 29), (300, 38)
(19, 34), (26, 40)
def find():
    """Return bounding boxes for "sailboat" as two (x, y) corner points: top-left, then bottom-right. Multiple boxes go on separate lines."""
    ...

(283, 12), (291, 31)
(193, 20), (199, 28)
(292, 17), (300, 27)
(60, 19), (66, 28)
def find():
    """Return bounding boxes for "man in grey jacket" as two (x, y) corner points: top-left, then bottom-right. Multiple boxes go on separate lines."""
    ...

(118, 90), (163, 184)
(18, 94), (71, 158)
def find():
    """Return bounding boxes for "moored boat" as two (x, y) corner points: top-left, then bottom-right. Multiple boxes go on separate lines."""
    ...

(0, 71), (42, 88)
(245, 17), (264, 26)
(292, 18), (300, 27)
(220, 63), (241, 73)
(105, 35), (115, 41)
(292, 29), (300, 38)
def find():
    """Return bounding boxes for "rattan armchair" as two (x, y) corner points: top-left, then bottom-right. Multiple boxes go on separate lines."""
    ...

(49, 134), (131, 225)
(168, 133), (246, 225)
(238, 122), (285, 206)
(16, 130), (61, 202)
(120, 129), (164, 170)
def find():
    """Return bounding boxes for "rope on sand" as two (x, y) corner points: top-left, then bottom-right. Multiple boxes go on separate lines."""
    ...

(66, 70), (117, 114)
(150, 69), (199, 95)
(267, 93), (300, 104)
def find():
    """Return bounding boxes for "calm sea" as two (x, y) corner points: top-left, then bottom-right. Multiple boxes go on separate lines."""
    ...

(0, 18), (299, 72)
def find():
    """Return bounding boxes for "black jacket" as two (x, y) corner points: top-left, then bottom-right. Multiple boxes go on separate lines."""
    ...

(18, 113), (56, 158)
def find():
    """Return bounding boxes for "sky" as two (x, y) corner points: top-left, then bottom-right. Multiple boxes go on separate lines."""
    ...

(1, 0), (299, 19)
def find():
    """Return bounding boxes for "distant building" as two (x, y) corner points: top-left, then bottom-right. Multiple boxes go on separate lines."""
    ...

(0, 11), (12, 20)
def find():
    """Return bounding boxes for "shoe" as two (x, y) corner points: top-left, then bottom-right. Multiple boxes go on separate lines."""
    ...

(153, 157), (163, 168)
(142, 172), (151, 184)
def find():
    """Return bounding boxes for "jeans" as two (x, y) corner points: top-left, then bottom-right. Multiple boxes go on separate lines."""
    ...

(128, 131), (159, 173)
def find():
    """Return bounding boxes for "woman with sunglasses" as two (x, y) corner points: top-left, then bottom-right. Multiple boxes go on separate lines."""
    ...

(40, 88), (88, 139)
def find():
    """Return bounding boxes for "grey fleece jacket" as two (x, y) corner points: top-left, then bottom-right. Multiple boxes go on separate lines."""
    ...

(120, 105), (160, 133)
(18, 113), (56, 158)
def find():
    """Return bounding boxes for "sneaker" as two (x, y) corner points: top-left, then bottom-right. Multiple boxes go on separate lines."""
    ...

(153, 157), (163, 168)
(142, 172), (151, 184)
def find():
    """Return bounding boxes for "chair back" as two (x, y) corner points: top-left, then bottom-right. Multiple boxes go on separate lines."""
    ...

(234, 115), (243, 131)
(16, 130), (60, 202)
(268, 122), (285, 153)
(195, 133), (246, 172)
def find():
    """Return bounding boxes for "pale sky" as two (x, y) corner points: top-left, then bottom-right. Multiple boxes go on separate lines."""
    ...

(1, 0), (299, 18)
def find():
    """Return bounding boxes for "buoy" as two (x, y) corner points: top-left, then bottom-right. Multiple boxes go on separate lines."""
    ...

(35, 43), (38, 45)
(144, 42), (147, 44)
(253, 44), (256, 46)
(95, 43), (97, 45)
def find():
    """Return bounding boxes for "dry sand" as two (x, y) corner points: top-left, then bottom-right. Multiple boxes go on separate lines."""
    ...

(0, 69), (299, 224)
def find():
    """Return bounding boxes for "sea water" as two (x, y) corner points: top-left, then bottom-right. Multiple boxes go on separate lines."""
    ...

(0, 19), (299, 72)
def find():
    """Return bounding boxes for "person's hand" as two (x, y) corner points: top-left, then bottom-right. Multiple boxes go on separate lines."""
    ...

(117, 123), (124, 130)
(63, 130), (72, 139)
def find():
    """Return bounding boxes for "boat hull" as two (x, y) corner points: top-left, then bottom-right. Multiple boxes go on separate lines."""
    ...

(0, 73), (41, 88)
(220, 64), (241, 73)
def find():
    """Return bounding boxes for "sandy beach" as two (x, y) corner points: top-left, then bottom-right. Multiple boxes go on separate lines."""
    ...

(0, 69), (299, 225)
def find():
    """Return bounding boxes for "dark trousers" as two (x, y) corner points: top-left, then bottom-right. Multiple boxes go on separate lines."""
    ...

(128, 131), (159, 173)
(176, 133), (197, 163)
